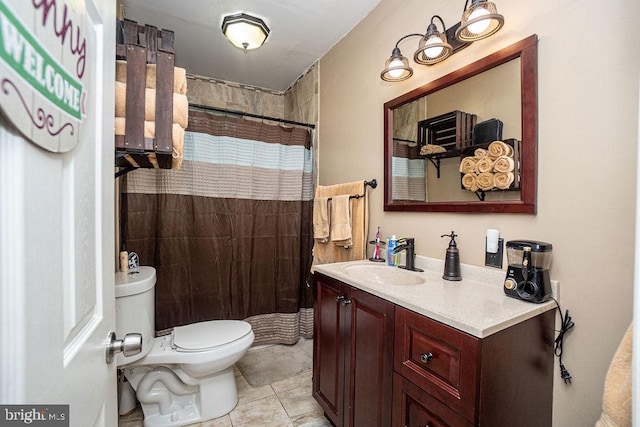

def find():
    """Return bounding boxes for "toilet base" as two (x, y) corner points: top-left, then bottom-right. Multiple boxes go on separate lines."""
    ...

(132, 366), (239, 427)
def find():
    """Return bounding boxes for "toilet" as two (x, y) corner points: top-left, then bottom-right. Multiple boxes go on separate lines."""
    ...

(115, 267), (254, 426)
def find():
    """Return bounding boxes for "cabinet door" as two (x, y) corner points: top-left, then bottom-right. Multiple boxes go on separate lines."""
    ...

(313, 275), (344, 425)
(393, 374), (473, 427)
(344, 286), (395, 427)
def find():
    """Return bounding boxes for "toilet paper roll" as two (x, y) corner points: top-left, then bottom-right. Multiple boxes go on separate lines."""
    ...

(486, 229), (500, 253)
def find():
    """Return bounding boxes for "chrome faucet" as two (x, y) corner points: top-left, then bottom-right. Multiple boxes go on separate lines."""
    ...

(392, 238), (424, 272)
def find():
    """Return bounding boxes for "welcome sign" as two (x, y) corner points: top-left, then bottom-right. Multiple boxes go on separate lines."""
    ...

(0, 0), (90, 152)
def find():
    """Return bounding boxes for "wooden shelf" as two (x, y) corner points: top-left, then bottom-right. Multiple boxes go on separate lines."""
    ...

(115, 19), (176, 172)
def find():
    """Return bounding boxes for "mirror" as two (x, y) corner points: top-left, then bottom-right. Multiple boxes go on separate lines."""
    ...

(384, 35), (537, 213)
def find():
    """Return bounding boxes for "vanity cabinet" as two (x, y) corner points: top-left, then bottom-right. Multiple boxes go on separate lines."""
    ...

(312, 273), (395, 427)
(313, 270), (555, 427)
(394, 306), (555, 426)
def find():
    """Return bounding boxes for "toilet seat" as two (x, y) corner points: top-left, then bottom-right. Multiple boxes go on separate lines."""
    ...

(172, 320), (252, 352)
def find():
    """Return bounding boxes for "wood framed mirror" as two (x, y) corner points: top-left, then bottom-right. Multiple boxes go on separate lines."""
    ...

(384, 35), (537, 213)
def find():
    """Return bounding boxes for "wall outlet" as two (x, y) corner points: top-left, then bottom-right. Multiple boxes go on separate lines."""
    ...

(485, 237), (504, 268)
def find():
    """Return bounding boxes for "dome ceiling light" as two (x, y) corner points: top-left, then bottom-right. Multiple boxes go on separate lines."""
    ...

(222, 13), (270, 51)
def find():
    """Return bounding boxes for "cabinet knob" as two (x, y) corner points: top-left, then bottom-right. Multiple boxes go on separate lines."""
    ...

(420, 352), (434, 363)
(335, 295), (345, 302)
(342, 299), (352, 305)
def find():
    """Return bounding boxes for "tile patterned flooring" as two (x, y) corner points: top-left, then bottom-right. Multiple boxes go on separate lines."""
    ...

(118, 359), (331, 426)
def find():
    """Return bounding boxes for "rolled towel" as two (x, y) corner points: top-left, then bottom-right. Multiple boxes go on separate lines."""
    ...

(116, 60), (188, 95)
(474, 148), (488, 159)
(146, 63), (188, 95)
(459, 157), (477, 174)
(115, 81), (189, 128)
(477, 172), (495, 191)
(488, 140), (513, 158)
(494, 172), (515, 189)
(114, 118), (185, 170)
(461, 173), (479, 191)
(114, 116), (154, 138)
(493, 155), (515, 173)
(476, 157), (494, 173)
(420, 144), (447, 155)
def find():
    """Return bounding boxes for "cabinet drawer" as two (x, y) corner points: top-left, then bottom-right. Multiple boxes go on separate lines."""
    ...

(394, 307), (479, 422)
(393, 374), (472, 427)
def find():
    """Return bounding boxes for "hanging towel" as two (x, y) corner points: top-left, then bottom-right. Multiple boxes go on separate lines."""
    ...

(311, 180), (368, 270)
(330, 195), (352, 247)
(313, 197), (330, 242)
(595, 323), (632, 427)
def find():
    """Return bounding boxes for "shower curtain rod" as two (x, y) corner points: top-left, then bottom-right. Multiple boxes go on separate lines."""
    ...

(189, 103), (316, 129)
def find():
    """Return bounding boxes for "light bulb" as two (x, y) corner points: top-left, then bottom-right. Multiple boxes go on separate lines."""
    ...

(467, 7), (491, 34)
(424, 35), (444, 58)
(388, 58), (405, 78)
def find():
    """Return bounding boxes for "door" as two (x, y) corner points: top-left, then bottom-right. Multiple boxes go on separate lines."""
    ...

(312, 274), (344, 426)
(344, 286), (395, 427)
(0, 0), (117, 426)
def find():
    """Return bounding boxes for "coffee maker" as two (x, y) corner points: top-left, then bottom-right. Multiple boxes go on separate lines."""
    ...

(504, 240), (553, 303)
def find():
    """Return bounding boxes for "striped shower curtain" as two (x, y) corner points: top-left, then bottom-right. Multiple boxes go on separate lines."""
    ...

(392, 140), (426, 201)
(121, 109), (314, 345)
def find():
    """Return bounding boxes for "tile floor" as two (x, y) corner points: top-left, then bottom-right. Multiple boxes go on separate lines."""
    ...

(118, 359), (331, 427)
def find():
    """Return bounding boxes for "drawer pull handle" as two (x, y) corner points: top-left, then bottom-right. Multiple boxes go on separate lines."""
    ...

(342, 299), (352, 305)
(420, 352), (434, 363)
(335, 296), (345, 302)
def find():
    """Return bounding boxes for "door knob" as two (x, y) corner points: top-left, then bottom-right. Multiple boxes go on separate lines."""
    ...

(105, 331), (142, 364)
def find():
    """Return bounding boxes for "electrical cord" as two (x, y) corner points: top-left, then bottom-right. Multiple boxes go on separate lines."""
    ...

(551, 297), (574, 384)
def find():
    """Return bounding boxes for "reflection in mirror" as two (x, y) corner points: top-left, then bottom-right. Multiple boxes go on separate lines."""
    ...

(384, 35), (537, 213)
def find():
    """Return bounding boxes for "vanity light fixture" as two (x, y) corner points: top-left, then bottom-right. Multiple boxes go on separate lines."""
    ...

(414, 15), (453, 66)
(456, 0), (504, 42)
(380, 34), (421, 82)
(222, 12), (270, 50)
(380, 1), (504, 82)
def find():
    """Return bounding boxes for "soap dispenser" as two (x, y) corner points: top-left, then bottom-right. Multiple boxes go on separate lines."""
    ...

(441, 231), (461, 281)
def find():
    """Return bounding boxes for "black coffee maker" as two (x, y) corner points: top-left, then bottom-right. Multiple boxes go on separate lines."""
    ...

(504, 240), (553, 303)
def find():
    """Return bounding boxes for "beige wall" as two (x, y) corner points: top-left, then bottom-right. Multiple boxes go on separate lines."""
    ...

(318, 0), (639, 425)
(186, 74), (286, 117)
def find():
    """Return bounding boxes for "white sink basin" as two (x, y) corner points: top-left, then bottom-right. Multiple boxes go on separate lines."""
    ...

(343, 264), (427, 286)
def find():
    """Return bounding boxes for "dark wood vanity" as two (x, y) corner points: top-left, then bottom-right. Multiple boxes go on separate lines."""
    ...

(312, 272), (555, 427)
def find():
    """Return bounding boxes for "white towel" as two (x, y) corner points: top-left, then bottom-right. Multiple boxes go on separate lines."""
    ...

(330, 195), (352, 247)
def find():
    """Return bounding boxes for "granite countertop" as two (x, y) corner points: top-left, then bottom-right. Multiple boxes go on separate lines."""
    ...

(312, 256), (558, 338)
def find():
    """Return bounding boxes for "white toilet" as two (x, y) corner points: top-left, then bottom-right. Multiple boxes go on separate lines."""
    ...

(115, 266), (254, 427)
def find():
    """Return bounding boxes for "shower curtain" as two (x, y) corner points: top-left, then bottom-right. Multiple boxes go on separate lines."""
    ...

(121, 109), (315, 345)
(392, 140), (426, 201)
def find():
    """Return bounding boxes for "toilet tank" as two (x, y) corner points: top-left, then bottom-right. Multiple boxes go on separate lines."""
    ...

(115, 266), (156, 366)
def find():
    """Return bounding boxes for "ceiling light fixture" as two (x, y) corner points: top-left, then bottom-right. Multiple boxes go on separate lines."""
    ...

(380, 1), (504, 82)
(221, 12), (270, 51)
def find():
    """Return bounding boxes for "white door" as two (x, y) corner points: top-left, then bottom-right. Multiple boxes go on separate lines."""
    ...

(0, 0), (117, 426)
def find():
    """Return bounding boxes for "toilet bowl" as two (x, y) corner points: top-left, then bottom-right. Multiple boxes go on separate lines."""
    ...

(115, 267), (254, 427)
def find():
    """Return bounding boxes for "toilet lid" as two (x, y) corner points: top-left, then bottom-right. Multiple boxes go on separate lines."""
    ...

(172, 320), (252, 351)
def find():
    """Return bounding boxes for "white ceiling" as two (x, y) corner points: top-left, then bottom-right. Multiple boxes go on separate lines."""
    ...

(121, 0), (381, 92)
